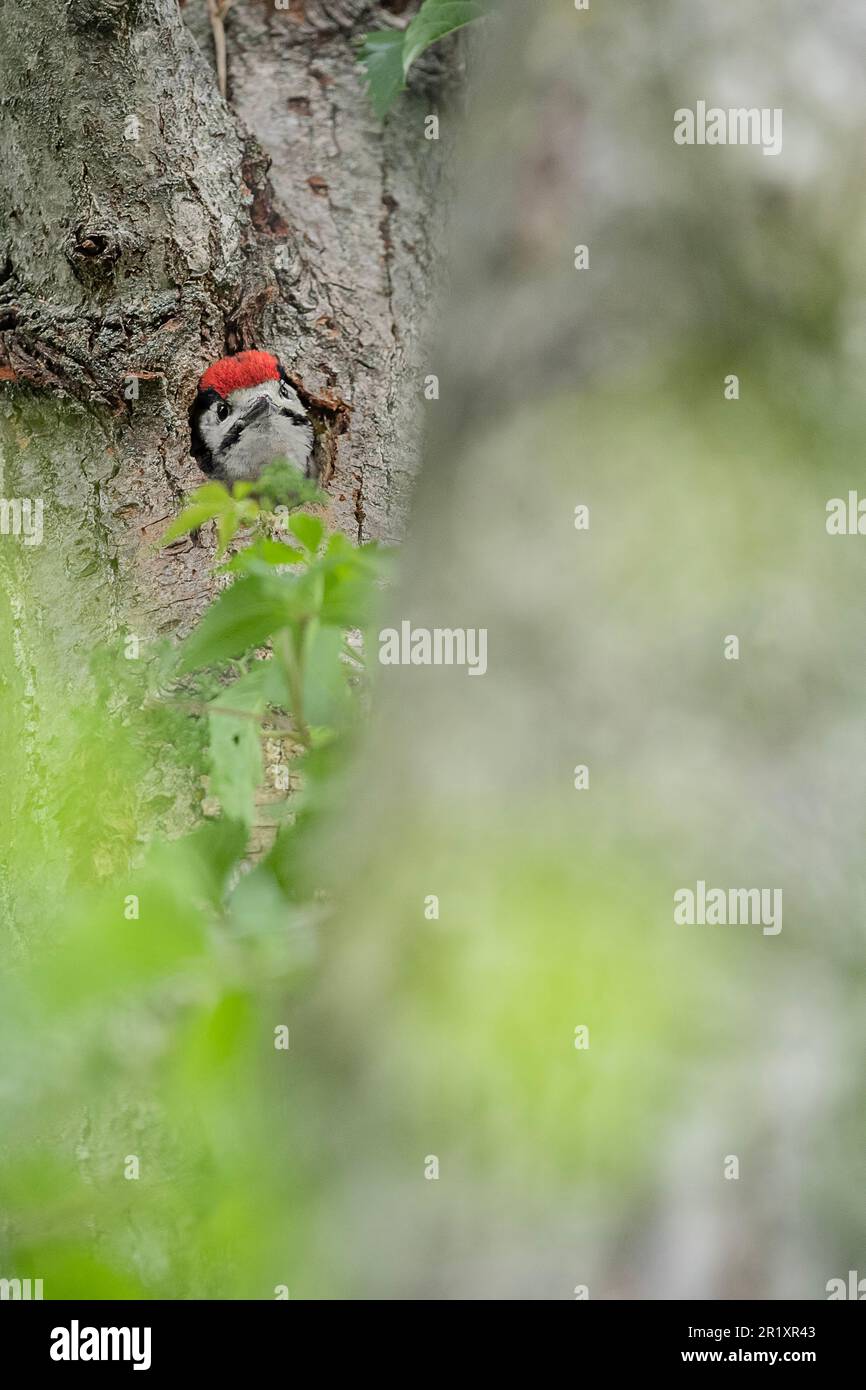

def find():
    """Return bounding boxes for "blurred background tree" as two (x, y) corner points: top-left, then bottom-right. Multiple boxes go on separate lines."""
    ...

(293, 0), (866, 1297)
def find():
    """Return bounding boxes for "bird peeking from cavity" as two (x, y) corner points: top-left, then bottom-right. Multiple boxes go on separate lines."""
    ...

(189, 350), (314, 483)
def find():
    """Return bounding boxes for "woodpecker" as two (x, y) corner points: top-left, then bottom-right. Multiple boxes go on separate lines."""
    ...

(189, 350), (314, 482)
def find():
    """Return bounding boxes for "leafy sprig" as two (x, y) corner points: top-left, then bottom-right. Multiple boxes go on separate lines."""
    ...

(160, 465), (392, 832)
(358, 0), (487, 120)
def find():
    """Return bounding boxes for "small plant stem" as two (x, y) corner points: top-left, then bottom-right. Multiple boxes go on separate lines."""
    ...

(276, 624), (312, 749)
(206, 0), (236, 100)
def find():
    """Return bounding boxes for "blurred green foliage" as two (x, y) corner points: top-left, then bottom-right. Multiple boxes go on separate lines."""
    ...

(0, 465), (389, 1297)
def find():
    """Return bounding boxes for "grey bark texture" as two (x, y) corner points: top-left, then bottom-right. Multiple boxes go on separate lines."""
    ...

(0, 0), (451, 649)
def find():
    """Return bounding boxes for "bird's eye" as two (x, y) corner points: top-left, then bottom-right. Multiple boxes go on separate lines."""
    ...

(216, 400), (230, 422)
(279, 381), (290, 399)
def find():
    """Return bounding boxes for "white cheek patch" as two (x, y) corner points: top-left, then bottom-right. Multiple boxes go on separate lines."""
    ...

(199, 408), (227, 459)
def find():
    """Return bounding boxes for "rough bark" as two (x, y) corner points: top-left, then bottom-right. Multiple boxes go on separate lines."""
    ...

(186, 0), (452, 548)
(0, 0), (451, 649)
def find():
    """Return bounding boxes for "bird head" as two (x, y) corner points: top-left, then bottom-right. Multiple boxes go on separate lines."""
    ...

(189, 350), (314, 483)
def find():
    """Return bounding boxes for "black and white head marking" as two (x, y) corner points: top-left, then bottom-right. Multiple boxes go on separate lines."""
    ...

(190, 371), (314, 482)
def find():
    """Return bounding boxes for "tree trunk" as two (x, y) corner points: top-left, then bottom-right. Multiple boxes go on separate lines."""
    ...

(0, 0), (449, 651)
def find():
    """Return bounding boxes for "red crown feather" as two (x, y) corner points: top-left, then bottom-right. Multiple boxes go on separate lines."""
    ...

(199, 350), (280, 399)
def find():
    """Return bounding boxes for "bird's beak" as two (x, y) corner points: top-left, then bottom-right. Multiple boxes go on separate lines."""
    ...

(217, 394), (276, 456)
(242, 395), (273, 426)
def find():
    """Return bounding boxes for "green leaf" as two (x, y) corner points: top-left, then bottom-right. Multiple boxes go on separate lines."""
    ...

(216, 507), (241, 556)
(357, 29), (406, 121)
(208, 671), (265, 829)
(303, 625), (352, 728)
(250, 461), (324, 512)
(35, 873), (209, 1012)
(176, 576), (296, 674)
(322, 534), (393, 575)
(289, 513), (324, 554)
(160, 483), (234, 545)
(183, 817), (251, 905)
(220, 537), (306, 575)
(308, 536), (391, 628)
(319, 567), (377, 628)
(403, 1), (485, 77)
(258, 653), (292, 705)
(358, 4), (485, 119)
